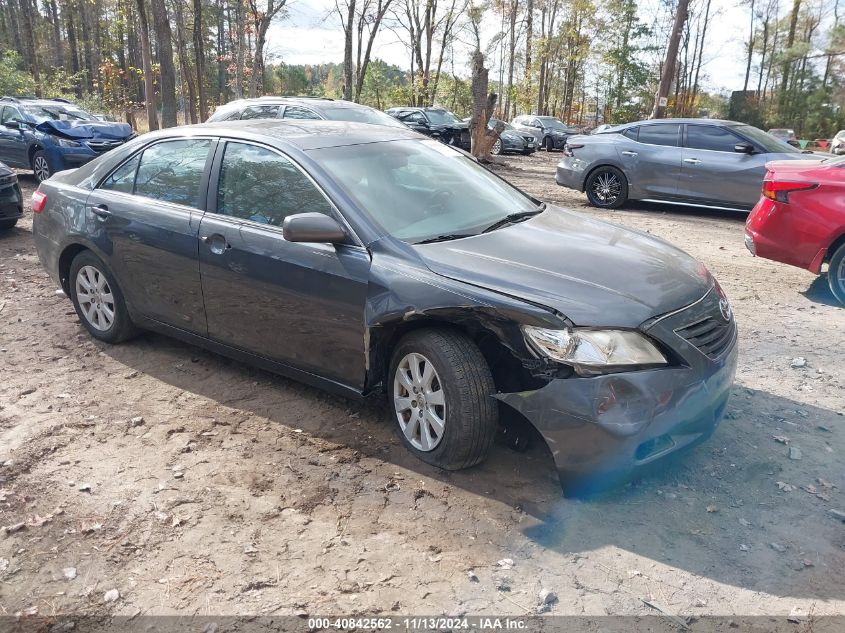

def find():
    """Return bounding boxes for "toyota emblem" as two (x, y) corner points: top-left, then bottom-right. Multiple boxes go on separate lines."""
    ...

(719, 297), (732, 321)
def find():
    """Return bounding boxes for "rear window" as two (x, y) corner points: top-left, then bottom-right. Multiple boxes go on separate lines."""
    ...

(637, 124), (680, 147)
(622, 127), (638, 141)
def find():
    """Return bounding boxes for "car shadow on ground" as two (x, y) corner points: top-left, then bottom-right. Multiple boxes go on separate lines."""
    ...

(801, 274), (841, 307)
(96, 329), (845, 601)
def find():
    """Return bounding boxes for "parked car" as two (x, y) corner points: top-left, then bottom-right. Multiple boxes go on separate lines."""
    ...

(31, 120), (737, 493)
(208, 96), (407, 130)
(511, 115), (579, 151)
(832, 130), (845, 155)
(386, 107), (470, 149)
(745, 156), (845, 304)
(0, 160), (23, 230)
(0, 97), (135, 182)
(485, 118), (537, 154)
(767, 128), (798, 147)
(557, 118), (828, 210)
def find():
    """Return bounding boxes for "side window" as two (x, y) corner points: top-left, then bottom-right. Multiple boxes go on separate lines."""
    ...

(623, 127), (639, 141)
(283, 106), (321, 120)
(100, 154), (141, 193)
(216, 142), (334, 227)
(240, 105), (281, 120)
(134, 139), (212, 208)
(531, 118), (542, 128)
(637, 124), (680, 147)
(686, 125), (742, 152)
(1, 106), (22, 125)
(401, 111), (426, 124)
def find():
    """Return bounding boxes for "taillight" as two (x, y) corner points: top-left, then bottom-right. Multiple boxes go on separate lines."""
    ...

(563, 143), (583, 157)
(32, 190), (47, 213)
(762, 180), (817, 203)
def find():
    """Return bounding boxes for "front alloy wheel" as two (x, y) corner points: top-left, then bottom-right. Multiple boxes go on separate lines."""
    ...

(389, 329), (497, 470)
(393, 352), (446, 451)
(491, 139), (502, 155)
(32, 151), (52, 182)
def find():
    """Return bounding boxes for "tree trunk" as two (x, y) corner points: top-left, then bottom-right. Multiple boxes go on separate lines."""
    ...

(249, 20), (269, 97)
(150, 0), (177, 127)
(469, 50), (503, 161)
(18, 0), (41, 96)
(651, 0), (689, 118)
(175, 2), (198, 124)
(524, 0), (533, 105)
(778, 0), (801, 116)
(743, 0), (755, 92)
(194, 0), (208, 120)
(48, 0), (64, 68)
(343, 0), (356, 100)
(136, 0), (158, 131)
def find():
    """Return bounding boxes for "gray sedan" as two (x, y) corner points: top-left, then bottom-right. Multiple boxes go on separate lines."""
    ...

(556, 118), (824, 210)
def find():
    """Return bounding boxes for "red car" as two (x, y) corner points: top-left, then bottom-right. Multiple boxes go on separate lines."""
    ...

(745, 156), (845, 304)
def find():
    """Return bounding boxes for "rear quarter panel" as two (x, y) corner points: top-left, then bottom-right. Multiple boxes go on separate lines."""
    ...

(560, 134), (625, 190)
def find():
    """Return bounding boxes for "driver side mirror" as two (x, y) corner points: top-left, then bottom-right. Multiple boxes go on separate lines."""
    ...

(734, 142), (754, 154)
(283, 212), (347, 244)
(4, 120), (20, 129)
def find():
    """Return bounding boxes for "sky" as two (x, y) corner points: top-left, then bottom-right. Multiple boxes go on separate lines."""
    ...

(266, 0), (753, 94)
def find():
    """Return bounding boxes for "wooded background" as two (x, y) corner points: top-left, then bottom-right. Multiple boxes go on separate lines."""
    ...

(0, 0), (841, 136)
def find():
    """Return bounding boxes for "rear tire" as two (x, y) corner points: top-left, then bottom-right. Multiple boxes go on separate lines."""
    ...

(389, 329), (497, 471)
(0, 219), (17, 231)
(544, 136), (554, 152)
(585, 166), (629, 209)
(32, 150), (53, 183)
(69, 250), (139, 344)
(827, 243), (845, 306)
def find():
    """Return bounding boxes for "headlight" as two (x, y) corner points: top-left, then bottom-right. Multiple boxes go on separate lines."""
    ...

(522, 326), (667, 371)
(57, 137), (83, 148)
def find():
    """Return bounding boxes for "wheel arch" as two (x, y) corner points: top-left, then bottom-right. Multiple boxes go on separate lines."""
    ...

(28, 143), (45, 166)
(58, 243), (92, 294)
(824, 231), (845, 265)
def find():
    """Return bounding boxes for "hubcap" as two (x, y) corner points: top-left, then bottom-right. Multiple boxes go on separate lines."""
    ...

(34, 156), (50, 181)
(592, 172), (621, 204)
(75, 265), (115, 331)
(393, 352), (446, 452)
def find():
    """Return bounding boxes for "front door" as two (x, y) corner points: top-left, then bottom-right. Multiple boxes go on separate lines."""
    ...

(197, 140), (370, 389)
(680, 123), (767, 207)
(0, 106), (29, 167)
(84, 138), (213, 333)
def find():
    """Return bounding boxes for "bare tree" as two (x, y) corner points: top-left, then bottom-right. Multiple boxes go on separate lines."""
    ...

(194, 0), (209, 120)
(150, 0), (177, 127)
(136, 0), (158, 130)
(652, 0), (689, 118)
(247, 0), (289, 97)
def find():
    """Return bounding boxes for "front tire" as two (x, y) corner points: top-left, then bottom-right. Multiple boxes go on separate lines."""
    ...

(491, 138), (502, 155)
(32, 150), (53, 183)
(585, 166), (629, 209)
(827, 243), (845, 306)
(69, 251), (139, 343)
(389, 329), (497, 470)
(544, 136), (554, 152)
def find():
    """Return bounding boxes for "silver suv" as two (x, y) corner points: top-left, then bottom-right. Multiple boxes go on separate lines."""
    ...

(208, 96), (406, 129)
(556, 118), (827, 210)
(511, 115), (579, 151)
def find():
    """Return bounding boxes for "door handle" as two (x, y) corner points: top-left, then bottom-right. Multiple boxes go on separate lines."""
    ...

(201, 233), (231, 255)
(683, 158), (702, 164)
(621, 151), (638, 157)
(88, 204), (111, 219)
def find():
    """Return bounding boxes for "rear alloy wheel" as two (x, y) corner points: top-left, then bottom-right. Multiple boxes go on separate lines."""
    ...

(491, 138), (502, 155)
(585, 166), (628, 209)
(827, 243), (845, 306)
(69, 251), (139, 343)
(390, 329), (497, 470)
(32, 151), (52, 183)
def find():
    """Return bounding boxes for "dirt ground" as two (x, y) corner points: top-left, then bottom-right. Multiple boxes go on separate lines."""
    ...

(1, 151), (844, 623)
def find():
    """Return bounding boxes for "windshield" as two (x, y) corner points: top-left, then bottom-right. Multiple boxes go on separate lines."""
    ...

(320, 106), (406, 128)
(735, 124), (801, 153)
(488, 119), (514, 131)
(23, 104), (95, 123)
(311, 139), (540, 243)
(425, 110), (459, 125)
(538, 117), (567, 130)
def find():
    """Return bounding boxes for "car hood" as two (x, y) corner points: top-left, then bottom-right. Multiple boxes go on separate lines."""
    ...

(500, 130), (525, 142)
(414, 206), (712, 328)
(34, 119), (133, 140)
(431, 121), (468, 131)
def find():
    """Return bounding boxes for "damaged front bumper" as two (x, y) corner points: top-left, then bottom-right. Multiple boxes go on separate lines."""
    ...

(496, 289), (739, 491)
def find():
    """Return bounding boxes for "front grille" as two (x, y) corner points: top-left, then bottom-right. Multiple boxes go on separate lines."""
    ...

(522, 136), (534, 143)
(87, 139), (124, 153)
(675, 312), (736, 359)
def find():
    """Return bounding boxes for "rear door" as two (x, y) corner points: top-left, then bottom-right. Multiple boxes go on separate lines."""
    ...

(680, 123), (768, 207)
(84, 137), (213, 333)
(617, 123), (682, 200)
(197, 140), (370, 389)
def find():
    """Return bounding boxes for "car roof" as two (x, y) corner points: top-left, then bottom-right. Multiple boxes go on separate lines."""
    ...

(154, 120), (422, 150)
(213, 96), (375, 113)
